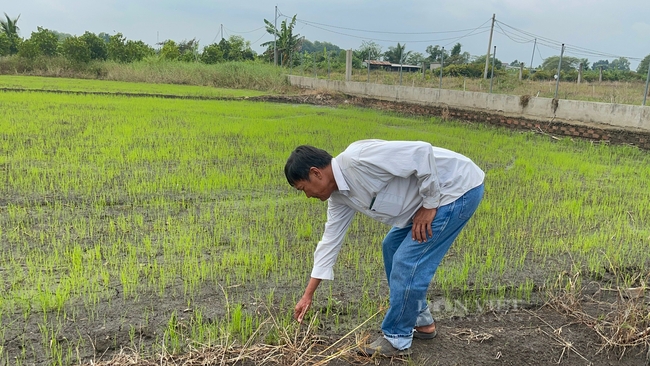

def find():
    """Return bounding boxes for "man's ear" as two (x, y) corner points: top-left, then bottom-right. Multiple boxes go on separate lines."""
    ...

(309, 167), (322, 179)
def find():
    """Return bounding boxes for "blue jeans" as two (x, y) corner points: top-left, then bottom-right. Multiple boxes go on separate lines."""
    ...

(380, 183), (484, 350)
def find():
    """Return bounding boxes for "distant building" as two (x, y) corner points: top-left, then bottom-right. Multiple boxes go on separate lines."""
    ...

(364, 60), (422, 73)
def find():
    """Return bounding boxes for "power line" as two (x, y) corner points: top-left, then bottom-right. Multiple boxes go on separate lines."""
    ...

(285, 16), (491, 44)
(495, 23), (534, 44)
(223, 26), (266, 34)
(443, 18), (494, 47)
(496, 20), (642, 61)
(252, 32), (269, 46)
(275, 10), (492, 44)
(287, 16), (493, 36)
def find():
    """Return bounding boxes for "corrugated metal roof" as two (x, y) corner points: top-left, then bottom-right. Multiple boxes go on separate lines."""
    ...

(365, 60), (392, 66)
(364, 60), (422, 69)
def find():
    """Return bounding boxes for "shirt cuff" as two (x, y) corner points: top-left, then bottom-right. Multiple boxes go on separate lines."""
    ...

(311, 266), (334, 280)
(422, 196), (440, 209)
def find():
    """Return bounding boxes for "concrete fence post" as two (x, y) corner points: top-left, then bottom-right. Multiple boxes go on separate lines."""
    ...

(519, 62), (524, 81)
(578, 63), (583, 84)
(554, 44), (565, 99)
(345, 49), (352, 82)
(643, 64), (650, 106)
(599, 66), (603, 83)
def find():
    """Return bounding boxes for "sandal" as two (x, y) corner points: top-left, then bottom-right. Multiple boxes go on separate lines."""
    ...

(413, 319), (437, 339)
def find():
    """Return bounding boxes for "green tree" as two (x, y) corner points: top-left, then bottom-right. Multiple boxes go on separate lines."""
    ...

(160, 40), (180, 60)
(107, 33), (128, 62)
(356, 40), (381, 61)
(637, 54), (650, 75)
(200, 43), (224, 64)
(425, 45), (448, 63)
(0, 32), (10, 56)
(178, 38), (199, 62)
(17, 38), (39, 59)
(108, 33), (153, 63)
(446, 43), (469, 65)
(472, 55), (504, 70)
(592, 59), (610, 71)
(62, 36), (91, 63)
(51, 30), (73, 42)
(79, 31), (107, 60)
(541, 55), (582, 72)
(609, 57), (630, 71)
(28, 27), (59, 56)
(384, 43), (410, 64)
(406, 52), (425, 65)
(98, 32), (111, 43)
(301, 40), (341, 54)
(125, 39), (154, 62)
(221, 35), (255, 62)
(0, 13), (21, 54)
(262, 15), (301, 65)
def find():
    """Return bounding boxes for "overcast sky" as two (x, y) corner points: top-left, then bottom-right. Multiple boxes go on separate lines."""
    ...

(4, 0), (650, 70)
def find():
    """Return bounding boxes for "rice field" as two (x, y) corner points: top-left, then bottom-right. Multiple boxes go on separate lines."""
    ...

(0, 75), (266, 98)
(1, 77), (649, 365)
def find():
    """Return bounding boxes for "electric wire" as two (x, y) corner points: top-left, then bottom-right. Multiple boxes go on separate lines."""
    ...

(291, 17), (491, 35)
(496, 20), (641, 61)
(252, 32), (269, 46)
(270, 9), (640, 65)
(291, 18), (490, 43)
(277, 10), (491, 44)
(224, 26), (266, 34)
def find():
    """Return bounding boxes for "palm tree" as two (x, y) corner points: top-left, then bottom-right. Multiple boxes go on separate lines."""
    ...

(1, 13), (20, 54)
(384, 43), (411, 64)
(0, 13), (20, 37)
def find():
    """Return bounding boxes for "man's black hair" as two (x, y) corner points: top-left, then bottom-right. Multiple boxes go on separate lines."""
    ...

(284, 145), (333, 186)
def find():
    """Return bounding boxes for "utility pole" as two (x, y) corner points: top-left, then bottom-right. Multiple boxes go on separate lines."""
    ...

(643, 64), (650, 106)
(490, 46), (496, 93)
(367, 48), (372, 83)
(554, 44), (565, 99)
(439, 47), (444, 89)
(274, 5), (278, 66)
(484, 14), (496, 79)
(399, 45), (406, 85)
(220, 24), (224, 40)
(529, 38), (536, 69)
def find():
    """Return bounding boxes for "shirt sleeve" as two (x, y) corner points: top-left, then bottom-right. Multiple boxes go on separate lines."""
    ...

(311, 196), (356, 280)
(358, 141), (441, 209)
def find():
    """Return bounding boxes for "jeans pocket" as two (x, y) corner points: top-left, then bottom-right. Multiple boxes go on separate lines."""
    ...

(459, 184), (484, 220)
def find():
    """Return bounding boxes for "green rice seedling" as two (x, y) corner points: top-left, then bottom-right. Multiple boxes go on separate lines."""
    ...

(1, 82), (649, 363)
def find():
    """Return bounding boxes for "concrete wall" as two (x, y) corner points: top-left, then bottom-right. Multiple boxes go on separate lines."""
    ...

(287, 75), (650, 132)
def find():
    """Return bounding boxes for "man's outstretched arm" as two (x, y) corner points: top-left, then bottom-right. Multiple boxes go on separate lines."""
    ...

(294, 277), (322, 323)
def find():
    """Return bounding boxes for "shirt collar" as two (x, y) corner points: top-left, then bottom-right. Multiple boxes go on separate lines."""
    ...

(331, 158), (349, 192)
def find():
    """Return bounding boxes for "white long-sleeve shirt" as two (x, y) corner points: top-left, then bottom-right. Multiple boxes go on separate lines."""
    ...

(311, 139), (485, 280)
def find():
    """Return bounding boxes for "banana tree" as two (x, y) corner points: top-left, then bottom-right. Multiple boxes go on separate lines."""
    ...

(261, 14), (302, 67)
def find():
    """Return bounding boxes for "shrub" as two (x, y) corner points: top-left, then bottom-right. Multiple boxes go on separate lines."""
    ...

(0, 33), (10, 56)
(160, 40), (180, 61)
(79, 31), (108, 61)
(62, 36), (91, 64)
(531, 70), (552, 81)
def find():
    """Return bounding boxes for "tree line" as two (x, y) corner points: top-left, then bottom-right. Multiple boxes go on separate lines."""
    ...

(2, 12), (649, 81)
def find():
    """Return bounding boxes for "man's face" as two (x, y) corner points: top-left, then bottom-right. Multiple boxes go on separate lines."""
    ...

(293, 168), (334, 201)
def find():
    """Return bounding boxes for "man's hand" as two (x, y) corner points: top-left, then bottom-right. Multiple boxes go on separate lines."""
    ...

(294, 277), (321, 323)
(294, 294), (313, 323)
(412, 207), (437, 243)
